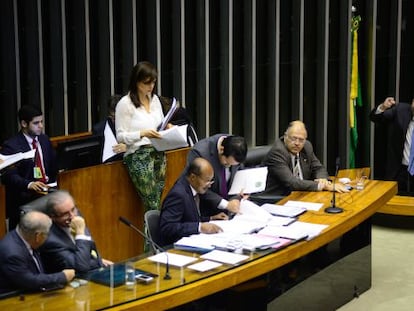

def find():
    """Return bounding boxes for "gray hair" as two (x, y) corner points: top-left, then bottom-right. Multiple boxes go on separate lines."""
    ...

(45, 190), (74, 216)
(19, 211), (52, 237)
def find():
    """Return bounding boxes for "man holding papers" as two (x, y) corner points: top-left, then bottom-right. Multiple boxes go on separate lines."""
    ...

(159, 158), (225, 246)
(187, 134), (248, 217)
(262, 120), (349, 195)
(1, 105), (57, 229)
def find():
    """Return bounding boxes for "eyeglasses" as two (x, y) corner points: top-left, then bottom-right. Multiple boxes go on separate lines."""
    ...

(54, 206), (77, 219)
(194, 174), (215, 186)
(286, 135), (306, 144)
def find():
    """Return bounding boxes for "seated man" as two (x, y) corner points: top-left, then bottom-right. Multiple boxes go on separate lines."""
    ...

(1, 105), (57, 230)
(159, 157), (225, 246)
(186, 134), (248, 216)
(262, 120), (349, 195)
(0, 211), (74, 294)
(39, 190), (113, 277)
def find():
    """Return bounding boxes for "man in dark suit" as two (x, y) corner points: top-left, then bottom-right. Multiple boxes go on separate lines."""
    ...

(159, 157), (225, 246)
(0, 210), (74, 294)
(39, 190), (112, 278)
(263, 120), (348, 196)
(1, 105), (57, 230)
(370, 96), (414, 194)
(186, 134), (247, 216)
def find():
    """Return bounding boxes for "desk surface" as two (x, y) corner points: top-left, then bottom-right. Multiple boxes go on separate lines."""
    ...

(0, 179), (397, 310)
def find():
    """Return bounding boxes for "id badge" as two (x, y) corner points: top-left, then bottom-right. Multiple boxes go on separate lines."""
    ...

(34, 166), (43, 179)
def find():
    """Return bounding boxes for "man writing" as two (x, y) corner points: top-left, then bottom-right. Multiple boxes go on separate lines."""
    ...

(160, 157), (224, 246)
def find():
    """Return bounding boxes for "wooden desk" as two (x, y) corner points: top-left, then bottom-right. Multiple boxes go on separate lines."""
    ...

(57, 147), (190, 261)
(0, 179), (397, 310)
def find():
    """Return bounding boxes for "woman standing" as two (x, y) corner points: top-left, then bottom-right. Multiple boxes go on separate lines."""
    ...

(115, 61), (167, 212)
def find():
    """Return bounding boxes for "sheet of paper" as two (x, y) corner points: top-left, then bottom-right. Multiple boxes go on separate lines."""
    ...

(102, 122), (118, 162)
(150, 125), (189, 151)
(187, 260), (222, 272)
(200, 250), (249, 265)
(147, 252), (198, 267)
(228, 166), (268, 195)
(0, 149), (35, 170)
(261, 203), (307, 218)
(258, 220), (328, 241)
(158, 97), (178, 131)
(284, 200), (324, 211)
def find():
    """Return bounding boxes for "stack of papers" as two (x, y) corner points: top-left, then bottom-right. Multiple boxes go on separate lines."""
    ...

(258, 221), (328, 241)
(261, 203), (306, 218)
(200, 250), (249, 265)
(284, 200), (324, 211)
(150, 125), (189, 151)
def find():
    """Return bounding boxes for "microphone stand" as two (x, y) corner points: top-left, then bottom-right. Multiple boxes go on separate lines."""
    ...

(324, 157), (344, 214)
(119, 216), (171, 280)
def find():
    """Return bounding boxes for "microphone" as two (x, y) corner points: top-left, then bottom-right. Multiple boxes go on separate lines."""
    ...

(119, 216), (171, 280)
(324, 157), (344, 214)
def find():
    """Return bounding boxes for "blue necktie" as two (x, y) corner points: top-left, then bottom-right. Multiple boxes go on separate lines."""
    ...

(408, 128), (414, 176)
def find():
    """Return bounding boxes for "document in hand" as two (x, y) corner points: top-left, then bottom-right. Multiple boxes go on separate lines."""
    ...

(228, 166), (268, 195)
(0, 149), (36, 171)
(150, 125), (189, 151)
(158, 97), (178, 131)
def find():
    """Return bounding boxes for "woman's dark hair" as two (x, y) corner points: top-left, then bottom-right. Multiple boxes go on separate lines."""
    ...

(128, 61), (158, 108)
(222, 136), (248, 163)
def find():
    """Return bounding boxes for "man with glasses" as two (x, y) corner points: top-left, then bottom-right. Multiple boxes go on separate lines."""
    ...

(263, 120), (348, 196)
(0, 211), (75, 294)
(39, 190), (112, 277)
(159, 157), (225, 246)
(186, 134), (248, 217)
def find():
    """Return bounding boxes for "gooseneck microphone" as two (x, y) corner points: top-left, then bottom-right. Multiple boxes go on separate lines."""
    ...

(324, 157), (344, 214)
(119, 216), (171, 280)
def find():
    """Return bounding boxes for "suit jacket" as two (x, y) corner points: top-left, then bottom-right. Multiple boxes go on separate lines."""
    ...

(0, 230), (67, 294)
(39, 223), (102, 277)
(186, 134), (240, 214)
(262, 137), (329, 195)
(1, 132), (57, 228)
(370, 102), (412, 180)
(159, 175), (211, 246)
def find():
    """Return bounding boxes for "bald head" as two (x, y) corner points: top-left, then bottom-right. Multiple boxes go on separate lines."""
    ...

(284, 120), (308, 155)
(187, 157), (214, 194)
(19, 211), (52, 249)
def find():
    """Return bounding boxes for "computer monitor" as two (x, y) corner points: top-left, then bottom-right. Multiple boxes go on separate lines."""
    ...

(56, 135), (102, 171)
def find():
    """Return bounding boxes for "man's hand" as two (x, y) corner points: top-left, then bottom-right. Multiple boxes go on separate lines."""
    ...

(102, 258), (114, 267)
(226, 199), (241, 214)
(380, 97), (396, 111)
(70, 216), (86, 235)
(210, 212), (229, 220)
(28, 181), (48, 192)
(323, 182), (350, 193)
(200, 223), (223, 234)
(63, 269), (75, 282)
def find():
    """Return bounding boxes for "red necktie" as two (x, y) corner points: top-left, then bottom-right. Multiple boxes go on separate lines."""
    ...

(32, 139), (46, 182)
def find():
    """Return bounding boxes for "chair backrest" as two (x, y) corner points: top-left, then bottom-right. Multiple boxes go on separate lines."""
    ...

(244, 145), (272, 168)
(19, 194), (51, 215)
(144, 210), (161, 252)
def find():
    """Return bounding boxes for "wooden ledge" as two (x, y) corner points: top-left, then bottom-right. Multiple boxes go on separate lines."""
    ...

(378, 195), (414, 216)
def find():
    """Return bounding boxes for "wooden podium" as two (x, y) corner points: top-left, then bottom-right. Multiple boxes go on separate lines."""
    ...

(57, 147), (190, 261)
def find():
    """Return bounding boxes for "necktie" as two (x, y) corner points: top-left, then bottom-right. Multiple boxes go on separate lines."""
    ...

(293, 155), (301, 179)
(408, 128), (414, 176)
(220, 168), (228, 198)
(32, 250), (44, 273)
(194, 194), (201, 218)
(32, 139), (47, 182)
